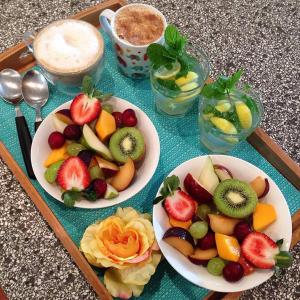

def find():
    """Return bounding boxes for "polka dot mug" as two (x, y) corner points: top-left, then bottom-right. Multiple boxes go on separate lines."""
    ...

(99, 3), (167, 79)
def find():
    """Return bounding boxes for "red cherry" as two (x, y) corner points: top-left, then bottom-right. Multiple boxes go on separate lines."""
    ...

(197, 231), (216, 250)
(93, 179), (107, 198)
(63, 124), (82, 140)
(122, 109), (137, 127)
(223, 262), (244, 282)
(234, 221), (252, 242)
(112, 112), (123, 128)
(48, 132), (65, 149)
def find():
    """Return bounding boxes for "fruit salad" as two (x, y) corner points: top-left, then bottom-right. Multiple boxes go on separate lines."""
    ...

(199, 70), (263, 153)
(147, 25), (209, 116)
(43, 76), (146, 207)
(154, 157), (292, 282)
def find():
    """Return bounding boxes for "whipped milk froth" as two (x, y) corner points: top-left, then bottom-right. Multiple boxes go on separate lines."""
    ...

(34, 20), (104, 74)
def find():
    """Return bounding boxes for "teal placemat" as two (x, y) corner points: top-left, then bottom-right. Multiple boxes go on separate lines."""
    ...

(1, 30), (300, 300)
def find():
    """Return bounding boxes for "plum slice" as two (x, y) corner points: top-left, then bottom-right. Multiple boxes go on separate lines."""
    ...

(163, 227), (195, 257)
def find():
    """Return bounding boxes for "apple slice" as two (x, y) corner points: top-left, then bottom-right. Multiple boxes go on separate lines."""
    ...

(198, 157), (219, 195)
(109, 159), (135, 191)
(104, 184), (119, 199)
(52, 114), (68, 133)
(209, 214), (241, 235)
(95, 156), (119, 177)
(55, 109), (74, 125)
(250, 176), (270, 198)
(214, 164), (233, 181)
(184, 173), (213, 203)
(82, 124), (113, 161)
(163, 227), (195, 257)
(188, 248), (218, 265)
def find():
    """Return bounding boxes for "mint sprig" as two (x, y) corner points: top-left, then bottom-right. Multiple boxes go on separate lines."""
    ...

(147, 25), (193, 77)
(153, 175), (180, 204)
(81, 76), (113, 100)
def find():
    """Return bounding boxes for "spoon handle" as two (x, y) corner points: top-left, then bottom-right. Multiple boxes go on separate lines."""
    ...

(15, 116), (36, 179)
(35, 121), (42, 132)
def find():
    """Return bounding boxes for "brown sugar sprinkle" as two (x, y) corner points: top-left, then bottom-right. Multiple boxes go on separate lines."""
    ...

(115, 6), (164, 46)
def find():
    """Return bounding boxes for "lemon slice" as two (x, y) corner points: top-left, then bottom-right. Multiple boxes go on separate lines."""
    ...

(175, 71), (199, 86)
(235, 101), (252, 129)
(180, 81), (199, 92)
(154, 61), (181, 80)
(175, 88), (201, 102)
(215, 100), (231, 113)
(210, 117), (237, 135)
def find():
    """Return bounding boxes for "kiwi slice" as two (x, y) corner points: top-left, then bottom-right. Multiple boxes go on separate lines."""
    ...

(109, 127), (145, 163)
(213, 179), (257, 218)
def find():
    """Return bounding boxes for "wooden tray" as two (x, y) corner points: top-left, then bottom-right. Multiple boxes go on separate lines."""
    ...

(0, 1), (299, 299)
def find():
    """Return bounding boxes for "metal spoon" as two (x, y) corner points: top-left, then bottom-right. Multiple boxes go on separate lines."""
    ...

(22, 70), (49, 131)
(0, 68), (35, 179)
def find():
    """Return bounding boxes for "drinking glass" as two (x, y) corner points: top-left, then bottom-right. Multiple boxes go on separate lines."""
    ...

(150, 50), (210, 117)
(198, 88), (263, 153)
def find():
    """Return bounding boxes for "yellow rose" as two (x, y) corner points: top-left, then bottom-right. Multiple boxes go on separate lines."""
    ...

(80, 207), (161, 299)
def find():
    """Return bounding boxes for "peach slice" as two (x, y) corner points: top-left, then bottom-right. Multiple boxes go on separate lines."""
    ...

(169, 217), (192, 230)
(95, 110), (116, 141)
(250, 176), (270, 198)
(188, 248), (218, 265)
(209, 214), (241, 235)
(215, 233), (240, 262)
(109, 159), (135, 191)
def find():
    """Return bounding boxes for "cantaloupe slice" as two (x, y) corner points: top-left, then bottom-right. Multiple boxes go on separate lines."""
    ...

(44, 144), (69, 167)
(95, 110), (116, 141)
(253, 203), (277, 231)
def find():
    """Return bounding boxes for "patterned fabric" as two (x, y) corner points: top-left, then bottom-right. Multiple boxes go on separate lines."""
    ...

(0, 30), (299, 300)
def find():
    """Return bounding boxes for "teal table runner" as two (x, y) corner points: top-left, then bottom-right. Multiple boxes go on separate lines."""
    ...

(1, 30), (299, 300)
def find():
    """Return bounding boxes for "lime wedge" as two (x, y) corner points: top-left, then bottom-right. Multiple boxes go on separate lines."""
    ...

(210, 117), (237, 134)
(235, 101), (252, 129)
(154, 61), (181, 80)
(175, 71), (199, 86)
(215, 100), (231, 113)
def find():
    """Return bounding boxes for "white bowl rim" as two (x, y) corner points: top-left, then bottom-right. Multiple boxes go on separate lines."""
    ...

(31, 96), (160, 209)
(153, 154), (292, 292)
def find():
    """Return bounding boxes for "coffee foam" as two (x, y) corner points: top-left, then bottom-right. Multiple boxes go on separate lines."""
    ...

(34, 20), (103, 74)
(114, 5), (164, 46)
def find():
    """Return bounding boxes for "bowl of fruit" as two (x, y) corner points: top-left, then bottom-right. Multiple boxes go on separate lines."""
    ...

(153, 155), (292, 292)
(31, 80), (160, 208)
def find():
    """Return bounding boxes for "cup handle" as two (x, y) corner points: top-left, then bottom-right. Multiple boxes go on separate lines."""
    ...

(20, 31), (36, 59)
(99, 9), (115, 38)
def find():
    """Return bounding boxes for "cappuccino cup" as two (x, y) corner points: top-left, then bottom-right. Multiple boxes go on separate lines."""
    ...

(100, 4), (167, 79)
(24, 19), (104, 95)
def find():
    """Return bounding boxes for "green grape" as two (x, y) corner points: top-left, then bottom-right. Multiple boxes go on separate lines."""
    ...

(102, 103), (114, 114)
(67, 143), (86, 156)
(189, 221), (208, 239)
(44, 160), (64, 183)
(207, 257), (226, 276)
(89, 165), (105, 180)
(197, 204), (212, 221)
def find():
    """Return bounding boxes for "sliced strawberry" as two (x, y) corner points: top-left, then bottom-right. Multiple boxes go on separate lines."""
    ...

(70, 93), (101, 125)
(57, 157), (91, 191)
(238, 255), (254, 275)
(164, 190), (196, 221)
(241, 232), (279, 269)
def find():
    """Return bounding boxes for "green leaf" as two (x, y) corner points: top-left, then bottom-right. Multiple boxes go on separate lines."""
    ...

(176, 57), (189, 78)
(153, 195), (165, 205)
(62, 191), (81, 207)
(275, 251), (293, 269)
(276, 239), (284, 248)
(164, 25), (187, 53)
(81, 75), (94, 95)
(226, 69), (243, 90)
(82, 190), (98, 202)
(157, 79), (180, 91)
(147, 43), (176, 67)
(160, 175), (180, 198)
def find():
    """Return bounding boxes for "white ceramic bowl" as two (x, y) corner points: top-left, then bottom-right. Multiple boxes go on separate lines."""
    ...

(32, 96), (160, 209)
(153, 155), (292, 292)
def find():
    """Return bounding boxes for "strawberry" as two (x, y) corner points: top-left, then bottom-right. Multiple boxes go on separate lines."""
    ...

(238, 255), (254, 275)
(241, 232), (293, 269)
(57, 157), (91, 191)
(70, 93), (101, 125)
(164, 190), (196, 221)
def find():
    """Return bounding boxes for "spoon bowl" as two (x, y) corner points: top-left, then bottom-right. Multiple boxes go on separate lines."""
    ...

(22, 70), (49, 131)
(0, 68), (22, 104)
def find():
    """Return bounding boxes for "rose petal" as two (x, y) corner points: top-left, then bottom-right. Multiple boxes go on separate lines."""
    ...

(127, 250), (151, 264)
